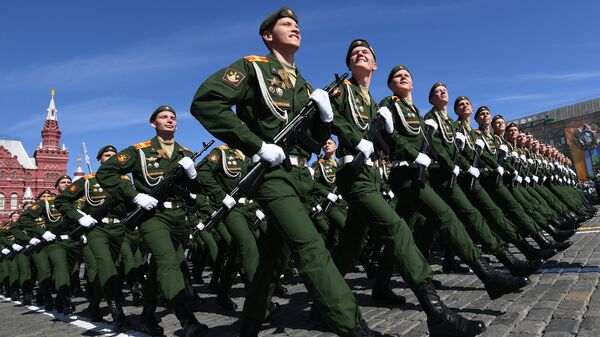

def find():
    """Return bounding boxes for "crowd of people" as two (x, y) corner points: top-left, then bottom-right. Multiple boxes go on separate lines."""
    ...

(0, 7), (597, 337)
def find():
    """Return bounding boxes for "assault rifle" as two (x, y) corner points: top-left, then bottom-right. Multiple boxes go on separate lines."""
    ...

(350, 115), (389, 172)
(121, 140), (215, 229)
(469, 138), (485, 191)
(448, 136), (465, 190)
(192, 73), (348, 236)
(418, 120), (438, 184)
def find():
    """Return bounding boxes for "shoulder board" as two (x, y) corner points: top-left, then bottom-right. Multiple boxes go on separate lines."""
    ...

(318, 159), (325, 163)
(390, 96), (400, 102)
(216, 145), (230, 150)
(84, 173), (96, 179)
(46, 196), (55, 201)
(120, 175), (131, 181)
(181, 146), (192, 152)
(244, 55), (268, 63)
(343, 79), (352, 85)
(134, 141), (152, 150)
(475, 130), (481, 134)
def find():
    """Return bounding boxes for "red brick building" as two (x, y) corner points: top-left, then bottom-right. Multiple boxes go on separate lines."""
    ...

(0, 89), (69, 222)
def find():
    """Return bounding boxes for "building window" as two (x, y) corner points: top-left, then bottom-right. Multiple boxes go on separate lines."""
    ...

(10, 193), (18, 210)
(0, 194), (4, 211)
(548, 138), (555, 146)
(560, 136), (566, 145)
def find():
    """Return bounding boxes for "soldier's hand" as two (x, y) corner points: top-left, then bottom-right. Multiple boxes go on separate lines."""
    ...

(257, 142), (286, 167)
(29, 238), (41, 246)
(133, 193), (159, 210)
(310, 89), (333, 122)
(499, 144), (508, 153)
(178, 157), (197, 179)
(11, 243), (23, 251)
(452, 165), (460, 177)
(42, 231), (56, 242)
(414, 153), (432, 168)
(496, 166), (505, 176)
(533, 175), (539, 183)
(377, 107), (394, 133)
(475, 139), (485, 150)
(454, 132), (466, 150)
(1, 248), (9, 255)
(467, 166), (480, 178)
(355, 139), (374, 160)
(516, 176), (523, 184)
(387, 190), (395, 199)
(222, 194), (237, 209)
(424, 119), (439, 133)
(196, 222), (205, 231)
(255, 210), (266, 221)
(327, 193), (338, 202)
(525, 176), (531, 184)
(78, 214), (98, 228)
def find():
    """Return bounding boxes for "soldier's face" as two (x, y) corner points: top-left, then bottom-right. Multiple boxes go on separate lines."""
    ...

(323, 139), (337, 156)
(517, 133), (526, 146)
(57, 178), (72, 193)
(264, 18), (301, 51)
(430, 86), (448, 108)
(100, 151), (117, 164)
(455, 99), (472, 119)
(507, 126), (519, 141)
(526, 134), (533, 145)
(388, 70), (412, 96)
(10, 213), (19, 222)
(349, 46), (377, 73)
(475, 110), (491, 127)
(151, 111), (177, 134)
(532, 141), (539, 150)
(493, 118), (505, 134)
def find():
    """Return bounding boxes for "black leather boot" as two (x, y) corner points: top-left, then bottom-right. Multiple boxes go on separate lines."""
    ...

(341, 319), (374, 337)
(172, 293), (209, 337)
(139, 301), (164, 336)
(239, 316), (262, 337)
(470, 257), (529, 300)
(442, 251), (471, 273)
(372, 278), (406, 305)
(59, 287), (75, 315)
(87, 281), (103, 321)
(215, 290), (237, 311)
(414, 282), (486, 337)
(495, 248), (543, 277)
(107, 299), (126, 332)
(541, 223), (575, 243)
(514, 238), (557, 260)
(532, 231), (571, 251)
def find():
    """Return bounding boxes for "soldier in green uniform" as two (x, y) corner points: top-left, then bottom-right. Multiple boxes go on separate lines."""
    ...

(473, 107), (569, 252)
(0, 212), (22, 300)
(54, 145), (130, 330)
(453, 98), (556, 260)
(196, 145), (261, 310)
(423, 83), (541, 276)
(96, 105), (208, 337)
(191, 8), (373, 336)
(329, 40), (483, 336)
(380, 65), (527, 302)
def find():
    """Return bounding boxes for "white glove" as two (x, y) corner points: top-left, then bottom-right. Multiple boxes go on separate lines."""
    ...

(533, 175), (539, 183)
(196, 222), (205, 231)
(42, 231), (56, 242)
(550, 175), (555, 181)
(222, 194), (237, 209)
(452, 165), (460, 177)
(377, 107), (394, 133)
(513, 170), (519, 177)
(520, 155), (527, 161)
(189, 193), (197, 200)
(542, 176), (547, 183)
(454, 132), (466, 149)
(536, 159), (541, 164)
(326, 193), (338, 202)
(178, 157), (197, 179)
(414, 153), (432, 168)
(424, 119), (439, 133)
(517, 176), (523, 184)
(558, 178), (563, 183)
(312, 204), (323, 214)
(133, 193), (159, 210)
(496, 166), (505, 176)
(555, 174), (559, 180)
(467, 166), (480, 178)
(387, 190), (395, 199)
(257, 142), (286, 167)
(255, 210), (266, 221)
(81, 235), (88, 245)
(11, 243), (23, 252)
(475, 139), (485, 150)
(78, 213), (98, 228)
(1, 248), (9, 255)
(355, 139), (374, 160)
(511, 151), (518, 158)
(527, 158), (534, 165)
(499, 144), (508, 153)
(310, 89), (333, 123)
(29, 238), (41, 246)
(525, 176), (531, 184)
(543, 159), (548, 165)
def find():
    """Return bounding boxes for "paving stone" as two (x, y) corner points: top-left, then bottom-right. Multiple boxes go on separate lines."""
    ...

(543, 319), (579, 334)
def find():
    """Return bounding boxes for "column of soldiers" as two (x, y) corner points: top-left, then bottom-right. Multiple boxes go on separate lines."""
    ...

(0, 6), (597, 337)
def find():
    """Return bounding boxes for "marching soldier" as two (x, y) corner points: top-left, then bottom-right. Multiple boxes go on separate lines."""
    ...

(96, 105), (208, 337)
(191, 8), (372, 336)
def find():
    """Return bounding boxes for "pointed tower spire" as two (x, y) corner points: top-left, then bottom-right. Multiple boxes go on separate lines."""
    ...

(46, 88), (57, 121)
(23, 187), (34, 201)
(73, 156), (85, 181)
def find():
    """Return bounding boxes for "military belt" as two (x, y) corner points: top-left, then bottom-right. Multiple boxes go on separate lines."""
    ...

(59, 235), (70, 240)
(101, 218), (121, 224)
(237, 198), (254, 205)
(162, 201), (186, 209)
(287, 155), (307, 167)
(390, 160), (419, 169)
(341, 155), (374, 167)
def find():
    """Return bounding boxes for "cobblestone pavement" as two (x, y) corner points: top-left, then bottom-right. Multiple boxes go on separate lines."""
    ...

(2, 208), (600, 337)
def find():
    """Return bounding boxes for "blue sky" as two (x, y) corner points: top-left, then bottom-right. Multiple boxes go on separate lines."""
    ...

(2, 0), (600, 175)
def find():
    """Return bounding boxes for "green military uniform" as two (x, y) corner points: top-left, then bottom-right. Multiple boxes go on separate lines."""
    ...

(311, 156), (347, 247)
(191, 43), (361, 334)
